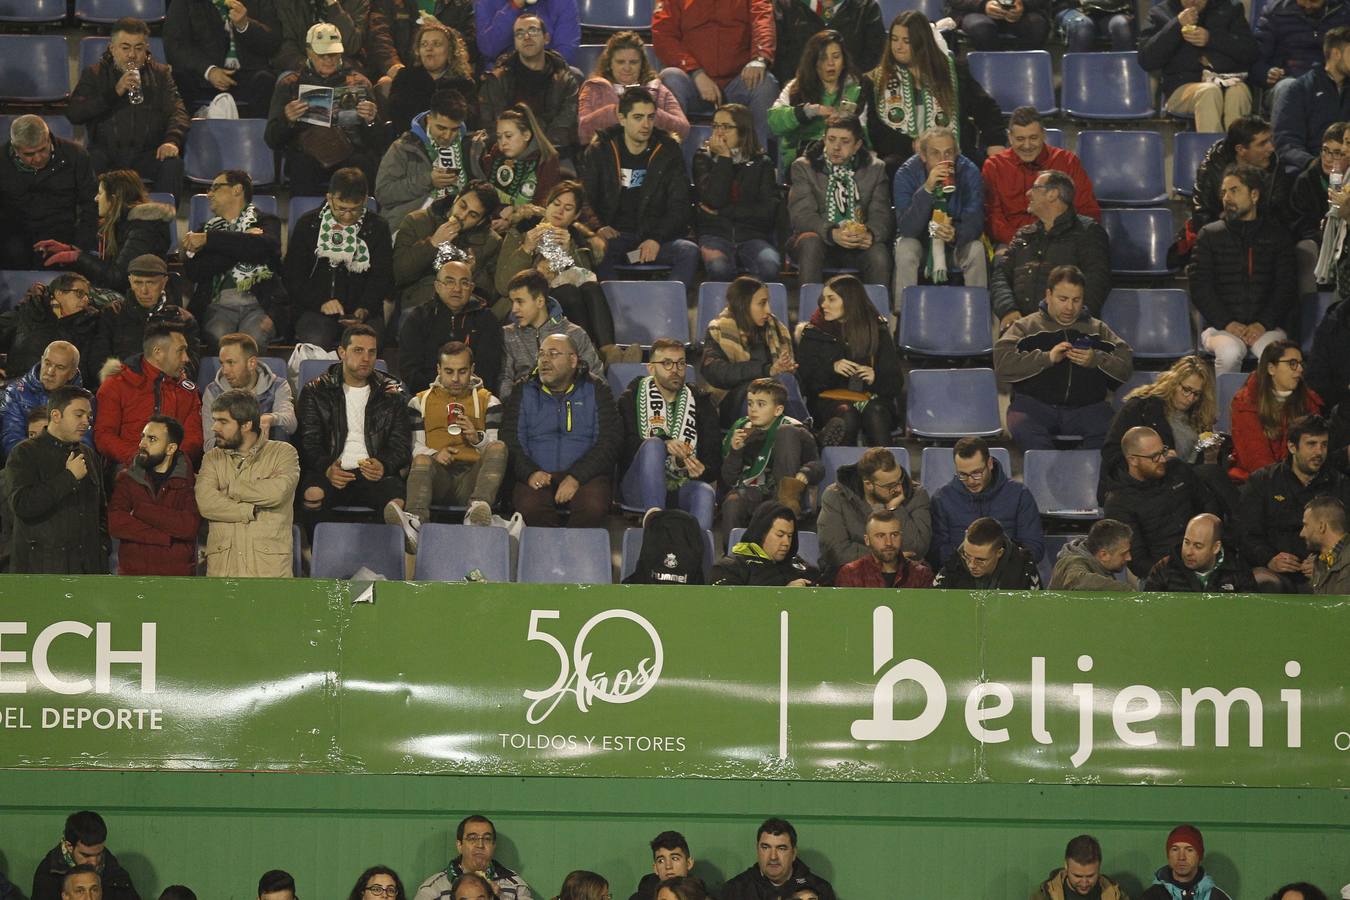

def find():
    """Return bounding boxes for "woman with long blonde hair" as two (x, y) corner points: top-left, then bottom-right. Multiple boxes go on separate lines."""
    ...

(578, 30), (688, 144)
(1102, 356), (1217, 482)
(469, 103), (561, 229)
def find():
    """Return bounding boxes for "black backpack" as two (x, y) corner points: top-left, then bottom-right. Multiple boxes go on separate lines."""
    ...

(623, 509), (706, 585)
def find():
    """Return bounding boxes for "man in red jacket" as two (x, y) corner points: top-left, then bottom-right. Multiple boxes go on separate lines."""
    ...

(108, 414), (201, 576)
(654, 0), (777, 144)
(833, 509), (935, 588)
(95, 323), (204, 468)
(982, 106), (1101, 248)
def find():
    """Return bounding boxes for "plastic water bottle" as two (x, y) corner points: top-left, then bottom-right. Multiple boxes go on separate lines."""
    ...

(1331, 161), (1346, 191)
(126, 66), (144, 106)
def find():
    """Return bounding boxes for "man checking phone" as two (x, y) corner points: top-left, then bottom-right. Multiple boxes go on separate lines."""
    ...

(376, 88), (474, 233)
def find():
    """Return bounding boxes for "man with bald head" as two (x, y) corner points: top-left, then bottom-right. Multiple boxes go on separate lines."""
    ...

(1142, 513), (1258, 591)
(1103, 425), (1215, 578)
(500, 332), (620, 527)
(0, 341), (88, 458)
(0, 115), (98, 269)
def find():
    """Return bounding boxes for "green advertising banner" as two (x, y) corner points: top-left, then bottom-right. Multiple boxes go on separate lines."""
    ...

(0, 577), (1346, 787)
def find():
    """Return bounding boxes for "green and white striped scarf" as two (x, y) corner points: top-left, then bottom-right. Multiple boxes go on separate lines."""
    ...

(203, 203), (275, 292)
(212, 0), (241, 70)
(316, 202), (371, 273)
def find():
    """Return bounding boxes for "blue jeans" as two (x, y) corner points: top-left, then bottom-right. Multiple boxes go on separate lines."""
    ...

(699, 235), (781, 282)
(597, 231), (700, 286)
(1007, 393), (1115, 450)
(621, 437), (716, 531)
(1056, 8), (1135, 52)
(659, 66), (779, 149)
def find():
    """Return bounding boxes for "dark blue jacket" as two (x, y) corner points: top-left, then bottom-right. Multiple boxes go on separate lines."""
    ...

(1273, 64), (1350, 173)
(0, 362), (91, 459)
(893, 152), (986, 249)
(929, 456), (1045, 565)
(501, 363), (622, 483)
(1252, 0), (1350, 85)
(1139, 0), (1258, 97)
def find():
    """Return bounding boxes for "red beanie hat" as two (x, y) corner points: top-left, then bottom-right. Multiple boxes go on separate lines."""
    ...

(1166, 825), (1205, 860)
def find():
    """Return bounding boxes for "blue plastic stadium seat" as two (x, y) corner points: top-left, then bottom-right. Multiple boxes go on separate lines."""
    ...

(727, 528), (820, 568)
(898, 286), (994, 357)
(1101, 208), (1175, 276)
(188, 193), (279, 231)
(696, 281), (788, 339)
(820, 446), (911, 491)
(967, 51), (1057, 116)
(414, 524), (512, 581)
(920, 445), (1012, 492)
(1101, 289), (1194, 361)
(879, 0), (944, 21)
(620, 527), (716, 582)
(603, 281), (690, 348)
(0, 0), (66, 23)
(798, 282), (890, 322)
(1172, 132), (1223, 197)
(1302, 292), (1336, 353)
(1216, 371), (1248, 433)
(79, 35), (166, 73)
(74, 0), (166, 24)
(185, 118), (275, 187)
(579, 0), (654, 29)
(1061, 52), (1154, 120)
(682, 124), (711, 176)
(906, 368), (1002, 439)
(1077, 131), (1168, 206)
(0, 36), (71, 103)
(1111, 369), (1159, 409)
(518, 527), (612, 584)
(0, 271), (58, 311)
(1043, 128), (1065, 149)
(310, 522), (404, 580)
(1024, 450), (1103, 520)
(1040, 533), (1073, 588)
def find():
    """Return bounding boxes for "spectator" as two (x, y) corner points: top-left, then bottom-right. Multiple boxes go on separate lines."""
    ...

(201, 333), (296, 450)
(198, 391), (299, 571)
(478, 0), (578, 66)
(933, 515), (1041, 589)
(1273, 25), (1350, 174)
(59, 870), (101, 900)
(775, 0), (884, 90)
(769, 31), (866, 170)
(347, 869), (403, 900)
(1102, 355), (1216, 486)
(1253, 0), (1350, 113)
(96, 324), (203, 467)
(817, 446), (931, 579)
(945, 0), (1051, 50)
(6, 274), (114, 390)
(32, 814), (138, 900)
(271, 0), (371, 73)
(553, 874), (606, 900)
(1192, 116), (1289, 233)
(498, 269), (601, 399)
(711, 502), (819, 584)
(399, 254), (504, 393)
(579, 31), (689, 146)
(629, 833), (695, 900)
(834, 508), (936, 588)
(24, 407), (49, 442)
(1230, 339), (1323, 480)
(861, 13), (1004, 173)
(479, 14), (581, 155)
(67, 17), (188, 198)
(1269, 886), (1330, 900)
(700, 276), (797, 427)
(581, 86), (698, 285)
(724, 820), (836, 900)
(1302, 494), (1350, 592)
(493, 180), (617, 358)
(992, 169), (1111, 331)
(182, 169), (285, 350)
(7, 387), (104, 576)
(107, 415), (200, 575)
(412, 815), (532, 900)
(500, 332), (620, 527)
(298, 325), (411, 526)
(164, 0), (281, 117)
(284, 168), (395, 349)
(654, 0), (777, 146)
(469, 104), (561, 227)
(158, 887), (195, 900)
(1047, 519), (1134, 591)
(692, 103), (780, 283)
(378, 88), (476, 233)
(386, 340), (507, 543)
(0, 341), (87, 459)
(930, 437), (1045, 566)
(892, 125), (987, 298)
(996, 264), (1133, 450)
(386, 20), (479, 133)
(109, 254), (202, 371)
(618, 339), (720, 531)
(1289, 122), (1349, 296)
(795, 273), (902, 446)
(0, 115), (98, 269)
(1306, 293), (1350, 449)
(1139, 0), (1258, 134)
(983, 108), (1099, 251)
(265, 23), (385, 197)
(1030, 835), (1129, 900)
(1055, 0), (1136, 51)
(1144, 514), (1259, 592)
(719, 378), (822, 529)
(1103, 426), (1215, 577)
(257, 872), (296, 900)
(653, 879), (707, 900)
(394, 181), (503, 312)
(787, 114), (893, 287)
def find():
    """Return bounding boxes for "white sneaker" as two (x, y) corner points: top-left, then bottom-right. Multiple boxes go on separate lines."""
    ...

(383, 501), (421, 553)
(466, 500), (492, 526)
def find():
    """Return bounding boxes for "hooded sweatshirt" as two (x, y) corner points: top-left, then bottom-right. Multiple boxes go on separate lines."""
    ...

(1139, 865), (1232, 900)
(709, 501), (820, 587)
(499, 296), (602, 400)
(1048, 537), (1132, 591)
(409, 375), (502, 464)
(375, 111), (473, 232)
(201, 360), (297, 450)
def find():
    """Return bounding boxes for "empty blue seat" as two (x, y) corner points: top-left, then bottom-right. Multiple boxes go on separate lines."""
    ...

(798, 282), (890, 322)
(0, 0), (66, 23)
(1216, 371), (1248, 433)
(1061, 52), (1154, 120)
(898, 286), (993, 357)
(1043, 128), (1066, 149)
(1101, 208), (1174, 276)
(185, 118), (275, 187)
(906, 368), (1002, 439)
(0, 36), (71, 103)
(1040, 533), (1073, 588)
(579, 0), (654, 29)
(920, 445), (1012, 491)
(1078, 131), (1168, 205)
(1302, 291), (1336, 353)
(188, 192), (280, 231)
(79, 35), (166, 72)
(0, 271), (58, 311)
(603, 280), (690, 347)
(310, 522), (405, 580)
(696, 281), (788, 338)
(1172, 132), (1223, 197)
(74, 0), (166, 23)
(518, 527), (612, 584)
(414, 524), (512, 581)
(196, 356), (288, 393)
(967, 51), (1057, 116)
(620, 527), (716, 582)
(1023, 450), (1103, 519)
(727, 528), (820, 568)
(820, 446), (911, 491)
(1112, 370), (1160, 408)
(682, 124), (711, 176)
(1101, 289), (1194, 360)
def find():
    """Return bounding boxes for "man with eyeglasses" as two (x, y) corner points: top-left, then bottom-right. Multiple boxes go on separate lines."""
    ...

(617, 337), (721, 531)
(477, 0), (579, 68)
(480, 14), (581, 155)
(0, 115), (98, 270)
(498, 269), (601, 400)
(5, 275), (113, 393)
(1104, 426), (1217, 578)
(1142, 512), (1257, 591)
(817, 447), (931, 582)
(413, 815), (533, 900)
(398, 254), (503, 391)
(1273, 25), (1350, 175)
(1288, 121), (1350, 295)
(933, 516), (1040, 589)
(395, 182), (504, 311)
(930, 436), (1044, 569)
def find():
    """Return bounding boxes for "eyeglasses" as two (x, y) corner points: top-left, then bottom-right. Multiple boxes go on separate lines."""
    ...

(958, 546), (997, 566)
(1322, 146), (1348, 160)
(537, 349), (572, 360)
(58, 289), (91, 299)
(1276, 357), (1305, 370)
(954, 469), (987, 482)
(513, 26), (543, 37)
(1177, 384), (1202, 398)
(651, 358), (686, 370)
(207, 182), (232, 192)
(365, 887), (399, 897)
(436, 278), (473, 287)
(711, 122), (738, 131)
(1128, 448), (1169, 463)
(865, 476), (903, 493)
(461, 834), (495, 845)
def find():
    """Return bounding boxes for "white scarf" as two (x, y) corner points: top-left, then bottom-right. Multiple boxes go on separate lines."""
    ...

(202, 202), (275, 291)
(315, 202), (371, 273)
(636, 376), (700, 484)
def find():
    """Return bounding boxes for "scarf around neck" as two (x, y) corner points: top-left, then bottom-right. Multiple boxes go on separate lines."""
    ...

(636, 376), (700, 485)
(724, 413), (786, 487)
(316, 202), (371, 273)
(424, 132), (464, 200)
(825, 158), (861, 225)
(203, 202), (275, 291)
(877, 57), (960, 142)
(493, 154), (539, 204)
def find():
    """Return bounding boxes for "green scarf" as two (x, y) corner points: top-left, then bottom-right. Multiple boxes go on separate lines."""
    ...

(723, 413), (785, 487)
(824, 158), (860, 225)
(203, 202), (275, 293)
(635, 376), (700, 487)
(211, 0), (241, 70)
(9, 143), (40, 174)
(316, 203), (371, 273)
(492, 156), (539, 205)
(424, 132), (464, 200)
(925, 187), (951, 284)
(876, 56), (960, 143)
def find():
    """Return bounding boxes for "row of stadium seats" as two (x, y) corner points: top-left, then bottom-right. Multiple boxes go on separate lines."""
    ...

(0, 0), (164, 26)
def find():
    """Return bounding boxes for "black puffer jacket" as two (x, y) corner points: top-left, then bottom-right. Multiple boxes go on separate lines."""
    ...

(692, 148), (779, 244)
(32, 844), (139, 900)
(1191, 137), (1293, 231)
(773, 0), (885, 85)
(581, 125), (691, 243)
(1141, 543), (1259, 592)
(396, 294), (504, 394)
(932, 534), (1041, 589)
(709, 501), (820, 587)
(1239, 456), (1350, 564)
(72, 202), (176, 292)
(1103, 458), (1215, 578)
(1139, 0), (1259, 97)
(7, 283), (116, 387)
(1187, 216), (1297, 332)
(1306, 296), (1350, 410)
(991, 210), (1111, 319)
(66, 52), (190, 156)
(861, 60), (1005, 170)
(297, 363), (412, 475)
(282, 206), (395, 321)
(1286, 156), (1331, 242)
(164, 0), (282, 99)
(721, 860), (836, 900)
(794, 310), (902, 412)
(1100, 395), (1179, 499)
(0, 137), (99, 254)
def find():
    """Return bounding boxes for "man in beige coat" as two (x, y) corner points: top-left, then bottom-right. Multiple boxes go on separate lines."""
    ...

(196, 388), (300, 577)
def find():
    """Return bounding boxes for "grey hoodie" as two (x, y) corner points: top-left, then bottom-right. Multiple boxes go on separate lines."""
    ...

(201, 359), (297, 450)
(498, 296), (601, 400)
(1048, 536), (1132, 591)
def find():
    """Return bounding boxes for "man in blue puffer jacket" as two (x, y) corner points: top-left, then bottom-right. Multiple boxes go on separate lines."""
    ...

(929, 436), (1045, 567)
(0, 341), (90, 459)
(1251, 0), (1350, 111)
(500, 332), (621, 527)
